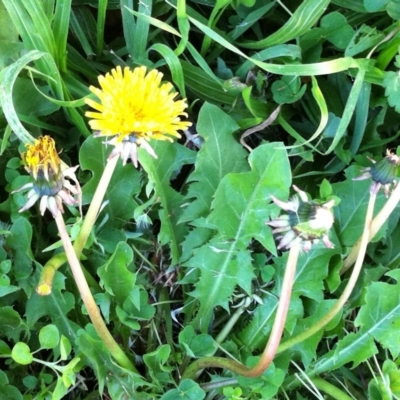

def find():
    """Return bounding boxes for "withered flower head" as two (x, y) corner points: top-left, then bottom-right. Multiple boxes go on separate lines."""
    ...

(354, 150), (400, 197)
(266, 185), (335, 252)
(12, 136), (80, 218)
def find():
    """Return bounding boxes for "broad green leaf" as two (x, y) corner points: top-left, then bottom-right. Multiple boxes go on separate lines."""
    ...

(271, 76), (307, 104)
(117, 290), (155, 321)
(236, 290), (277, 351)
(39, 324), (60, 349)
(332, 167), (386, 247)
(6, 217), (32, 282)
(311, 331), (378, 374)
(332, 166), (386, 246)
(80, 135), (141, 228)
(96, 228), (126, 254)
(237, 361), (285, 399)
(13, 77), (60, 117)
(11, 342), (33, 365)
(139, 141), (195, 264)
(237, 248), (339, 352)
(143, 345), (174, 385)
(161, 379), (206, 400)
(237, 0), (331, 49)
(309, 270), (400, 375)
(208, 142), (290, 251)
(290, 247), (341, 302)
(387, 0), (400, 18)
(25, 272), (78, 340)
(180, 103), (249, 223)
(97, 242), (135, 305)
(0, 286), (19, 297)
(364, 0), (389, 12)
(0, 340), (11, 355)
(354, 269), (400, 358)
(320, 12), (355, 49)
(0, 306), (25, 342)
(60, 335), (72, 361)
(187, 142), (291, 331)
(52, 378), (68, 400)
(179, 326), (217, 357)
(76, 325), (148, 394)
(281, 300), (342, 369)
(383, 71), (400, 113)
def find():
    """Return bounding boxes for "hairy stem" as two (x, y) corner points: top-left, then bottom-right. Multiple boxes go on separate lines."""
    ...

(182, 244), (301, 380)
(54, 213), (138, 373)
(37, 156), (119, 294)
(278, 193), (376, 353)
(341, 183), (400, 273)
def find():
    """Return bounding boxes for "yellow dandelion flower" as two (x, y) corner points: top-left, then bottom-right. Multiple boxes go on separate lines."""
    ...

(12, 136), (80, 217)
(85, 66), (192, 166)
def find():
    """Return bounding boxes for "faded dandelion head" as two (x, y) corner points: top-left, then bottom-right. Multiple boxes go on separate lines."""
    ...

(12, 136), (80, 218)
(266, 185), (335, 252)
(85, 66), (192, 167)
(354, 150), (400, 197)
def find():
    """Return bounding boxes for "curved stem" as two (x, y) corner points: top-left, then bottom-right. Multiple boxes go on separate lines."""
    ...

(54, 213), (138, 373)
(341, 183), (400, 274)
(246, 243), (300, 377)
(37, 156), (119, 294)
(182, 244), (301, 380)
(278, 193), (376, 354)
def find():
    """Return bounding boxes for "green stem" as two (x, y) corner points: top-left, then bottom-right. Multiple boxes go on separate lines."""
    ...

(341, 183), (400, 274)
(182, 244), (301, 380)
(37, 155), (119, 294)
(311, 377), (353, 400)
(73, 155), (120, 256)
(54, 213), (138, 373)
(215, 298), (252, 344)
(278, 192), (376, 354)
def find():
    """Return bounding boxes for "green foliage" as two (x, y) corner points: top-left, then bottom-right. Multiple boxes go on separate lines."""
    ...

(1, 0), (400, 398)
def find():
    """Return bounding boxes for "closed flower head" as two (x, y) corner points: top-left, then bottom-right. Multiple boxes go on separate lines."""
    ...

(13, 136), (80, 217)
(266, 185), (335, 252)
(85, 66), (192, 166)
(354, 150), (400, 197)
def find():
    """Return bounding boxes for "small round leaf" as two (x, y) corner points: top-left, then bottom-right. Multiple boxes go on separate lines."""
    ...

(11, 342), (33, 365)
(39, 324), (60, 349)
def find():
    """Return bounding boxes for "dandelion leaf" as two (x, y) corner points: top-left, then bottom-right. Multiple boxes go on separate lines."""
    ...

(383, 70), (400, 113)
(186, 142), (291, 332)
(332, 166), (386, 246)
(180, 102), (249, 223)
(139, 141), (196, 264)
(309, 271), (400, 374)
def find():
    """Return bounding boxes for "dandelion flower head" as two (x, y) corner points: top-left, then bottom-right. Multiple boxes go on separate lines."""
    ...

(354, 149), (400, 197)
(13, 136), (80, 217)
(85, 66), (192, 166)
(266, 185), (335, 252)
